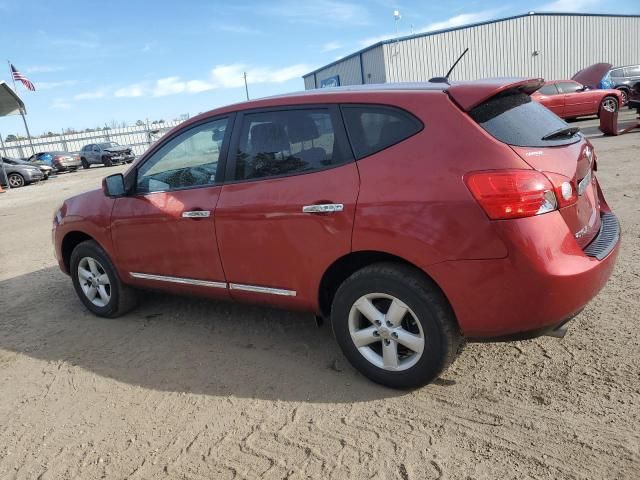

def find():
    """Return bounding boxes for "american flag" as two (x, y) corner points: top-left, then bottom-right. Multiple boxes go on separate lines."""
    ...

(10, 64), (36, 91)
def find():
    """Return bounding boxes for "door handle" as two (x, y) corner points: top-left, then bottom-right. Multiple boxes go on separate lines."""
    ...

(302, 203), (344, 214)
(182, 210), (211, 218)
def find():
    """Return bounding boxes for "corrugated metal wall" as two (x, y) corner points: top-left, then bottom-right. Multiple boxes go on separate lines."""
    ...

(303, 14), (640, 88)
(362, 46), (386, 84)
(384, 15), (640, 82)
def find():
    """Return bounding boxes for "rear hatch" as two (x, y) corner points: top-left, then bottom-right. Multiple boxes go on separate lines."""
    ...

(449, 80), (601, 248)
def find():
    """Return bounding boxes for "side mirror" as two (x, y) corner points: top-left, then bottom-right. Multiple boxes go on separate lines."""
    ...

(102, 173), (126, 197)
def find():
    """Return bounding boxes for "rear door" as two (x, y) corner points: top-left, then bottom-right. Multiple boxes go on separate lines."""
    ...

(215, 105), (358, 310)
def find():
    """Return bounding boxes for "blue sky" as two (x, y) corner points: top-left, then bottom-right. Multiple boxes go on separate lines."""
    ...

(0, 0), (638, 136)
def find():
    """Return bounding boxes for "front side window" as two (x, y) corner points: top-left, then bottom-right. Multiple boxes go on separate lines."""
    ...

(557, 82), (582, 93)
(136, 118), (228, 193)
(538, 84), (559, 95)
(234, 109), (347, 181)
(341, 105), (423, 159)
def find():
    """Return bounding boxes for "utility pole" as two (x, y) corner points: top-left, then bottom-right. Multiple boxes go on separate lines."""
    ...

(243, 71), (250, 101)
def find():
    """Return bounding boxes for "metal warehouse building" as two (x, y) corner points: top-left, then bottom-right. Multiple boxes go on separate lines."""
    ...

(303, 12), (640, 89)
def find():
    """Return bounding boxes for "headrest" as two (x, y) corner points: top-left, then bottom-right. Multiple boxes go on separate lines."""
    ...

(287, 114), (320, 143)
(249, 122), (290, 153)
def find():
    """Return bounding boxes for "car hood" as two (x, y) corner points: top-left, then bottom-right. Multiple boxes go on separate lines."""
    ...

(571, 63), (612, 88)
(104, 146), (131, 153)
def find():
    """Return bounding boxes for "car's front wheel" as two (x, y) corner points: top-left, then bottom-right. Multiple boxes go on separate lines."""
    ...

(70, 240), (137, 318)
(599, 96), (618, 116)
(331, 263), (462, 389)
(81, 158), (90, 169)
(7, 173), (25, 188)
(617, 88), (628, 105)
(102, 155), (112, 167)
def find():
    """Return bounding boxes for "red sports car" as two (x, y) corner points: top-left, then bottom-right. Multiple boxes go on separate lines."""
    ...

(532, 64), (623, 119)
(53, 78), (620, 388)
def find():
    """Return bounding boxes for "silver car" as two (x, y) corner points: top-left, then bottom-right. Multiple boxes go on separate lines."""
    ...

(0, 157), (44, 188)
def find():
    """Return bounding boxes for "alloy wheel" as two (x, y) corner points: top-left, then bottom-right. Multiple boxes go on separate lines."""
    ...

(77, 257), (111, 307)
(8, 174), (24, 188)
(602, 98), (617, 113)
(348, 293), (425, 371)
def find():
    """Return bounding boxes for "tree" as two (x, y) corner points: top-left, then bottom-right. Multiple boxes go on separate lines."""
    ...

(136, 120), (144, 126)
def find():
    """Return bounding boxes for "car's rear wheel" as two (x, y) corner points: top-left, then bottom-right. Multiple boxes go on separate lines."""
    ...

(7, 173), (25, 188)
(102, 155), (112, 167)
(70, 240), (137, 318)
(617, 89), (628, 105)
(599, 96), (618, 116)
(81, 158), (90, 169)
(331, 263), (462, 389)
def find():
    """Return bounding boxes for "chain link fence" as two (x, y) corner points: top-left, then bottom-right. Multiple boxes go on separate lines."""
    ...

(0, 119), (185, 159)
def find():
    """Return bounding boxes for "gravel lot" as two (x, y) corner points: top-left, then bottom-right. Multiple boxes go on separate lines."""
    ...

(1, 113), (639, 479)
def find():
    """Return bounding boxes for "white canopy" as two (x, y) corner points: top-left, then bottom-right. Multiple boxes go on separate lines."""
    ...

(0, 81), (25, 116)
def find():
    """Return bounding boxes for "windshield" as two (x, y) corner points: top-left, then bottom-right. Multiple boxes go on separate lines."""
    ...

(469, 92), (581, 147)
(99, 142), (120, 148)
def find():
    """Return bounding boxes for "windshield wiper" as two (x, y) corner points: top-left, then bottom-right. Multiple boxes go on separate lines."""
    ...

(541, 126), (580, 141)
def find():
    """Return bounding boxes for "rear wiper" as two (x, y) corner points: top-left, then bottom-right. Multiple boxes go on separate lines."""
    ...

(541, 126), (580, 141)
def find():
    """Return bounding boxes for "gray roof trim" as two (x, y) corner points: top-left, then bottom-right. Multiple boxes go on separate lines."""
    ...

(302, 12), (640, 78)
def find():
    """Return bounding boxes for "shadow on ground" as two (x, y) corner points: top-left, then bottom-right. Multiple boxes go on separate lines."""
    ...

(0, 267), (423, 403)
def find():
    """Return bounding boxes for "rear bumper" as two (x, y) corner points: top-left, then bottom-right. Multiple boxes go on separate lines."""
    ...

(429, 210), (620, 338)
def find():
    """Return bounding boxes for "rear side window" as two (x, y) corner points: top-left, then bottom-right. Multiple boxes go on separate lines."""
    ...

(341, 105), (423, 159)
(470, 92), (581, 147)
(234, 108), (349, 181)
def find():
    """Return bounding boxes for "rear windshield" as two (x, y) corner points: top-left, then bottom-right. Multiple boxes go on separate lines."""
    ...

(469, 92), (581, 147)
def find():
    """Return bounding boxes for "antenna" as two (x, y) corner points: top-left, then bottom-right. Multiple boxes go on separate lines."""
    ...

(429, 47), (469, 84)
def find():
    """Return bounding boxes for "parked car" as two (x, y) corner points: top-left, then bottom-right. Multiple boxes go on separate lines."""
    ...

(11, 156), (54, 179)
(608, 64), (640, 105)
(79, 142), (135, 168)
(1, 157), (44, 187)
(53, 79), (620, 388)
(27, 151), (80, 173)
(531, 79), (622, 119)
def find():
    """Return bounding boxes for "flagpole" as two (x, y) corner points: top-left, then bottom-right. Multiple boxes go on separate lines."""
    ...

(7, 60), (36, 157)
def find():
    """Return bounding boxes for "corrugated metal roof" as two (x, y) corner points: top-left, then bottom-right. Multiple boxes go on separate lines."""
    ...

(302, 12), (640, 78)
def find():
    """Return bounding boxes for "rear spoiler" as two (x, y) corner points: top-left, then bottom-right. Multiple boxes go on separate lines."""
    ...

(446, 78), (544, 111)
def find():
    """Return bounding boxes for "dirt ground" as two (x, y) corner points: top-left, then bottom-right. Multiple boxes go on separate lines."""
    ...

(1, 114), (639, 479)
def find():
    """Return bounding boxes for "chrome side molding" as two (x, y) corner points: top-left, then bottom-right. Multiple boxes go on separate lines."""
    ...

(229, 283), (297, 296)
(130, 272), (226, 289)
(129, 273), (297, 297)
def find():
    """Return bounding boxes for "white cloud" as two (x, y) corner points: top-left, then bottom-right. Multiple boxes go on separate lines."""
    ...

(538, 0), (600, 11)
(153, 77), (186, 97)
(115, 84), (145, 97)
(211, 64), (312, 88)
(26, 65), (65, 73)
(260, 1), (371, 26)
(51, 98), (72, 110)
(321, 41), (342, 52)
(185, 79), (217, 93)
(74, 90), (106, 100)
(36, 80), (78, 90)
(423, 9), (503, 32)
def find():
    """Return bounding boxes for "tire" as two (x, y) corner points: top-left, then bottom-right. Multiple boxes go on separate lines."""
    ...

(7, 173), (25, 188)
(81, 158), (90, 169)
(331, 262), (462, 389)
(617, 88), (628, 105)
(599, 96), (618, 117)
(70, 240), (137, 318)
(102, 155), (112, 167)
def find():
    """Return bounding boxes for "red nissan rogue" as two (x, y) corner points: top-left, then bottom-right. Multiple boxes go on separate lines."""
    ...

(53, 78), (620, 388)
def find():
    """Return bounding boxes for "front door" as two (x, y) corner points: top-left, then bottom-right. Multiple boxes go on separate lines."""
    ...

(111, 116), (233, 297)
(558, 81), (592, 117)
(215, 106), (359, 310)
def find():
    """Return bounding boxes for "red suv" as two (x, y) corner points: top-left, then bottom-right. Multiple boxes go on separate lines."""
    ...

(53, 79), (620, 388)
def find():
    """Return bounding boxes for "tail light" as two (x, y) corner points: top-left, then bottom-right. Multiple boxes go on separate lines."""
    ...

(544, 172), (578, 208)
(53, 155), (64, 164)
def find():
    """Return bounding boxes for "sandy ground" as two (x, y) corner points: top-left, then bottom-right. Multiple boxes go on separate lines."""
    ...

(1, 114), (639, 479)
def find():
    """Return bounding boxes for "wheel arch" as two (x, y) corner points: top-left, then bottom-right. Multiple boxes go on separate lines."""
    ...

(318, 250), (454, 320)
(61, 231), (97, 272)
